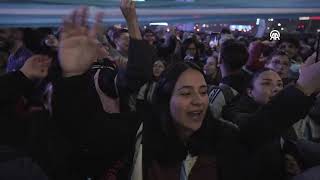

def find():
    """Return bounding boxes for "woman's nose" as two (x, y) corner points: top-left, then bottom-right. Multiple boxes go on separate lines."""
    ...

(191, 93), (203, 105)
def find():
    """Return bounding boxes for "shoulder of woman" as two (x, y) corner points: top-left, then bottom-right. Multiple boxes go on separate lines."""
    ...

(217, 119), (239, 133)
(207, 118), (240, 141)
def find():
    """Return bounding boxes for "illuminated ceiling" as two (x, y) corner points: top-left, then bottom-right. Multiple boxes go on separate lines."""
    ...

(0, 0), (319, 27)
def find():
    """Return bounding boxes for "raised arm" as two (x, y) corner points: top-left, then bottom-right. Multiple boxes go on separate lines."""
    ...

(0, 55), (51, 105)
(120, 0), (142, 40)
(240, 55), (320, 147)
(119, 0), (155, 91)
(53, 7), (139, 151)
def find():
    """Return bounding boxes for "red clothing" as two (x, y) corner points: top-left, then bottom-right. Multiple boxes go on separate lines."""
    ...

(246, 42), (267, 72)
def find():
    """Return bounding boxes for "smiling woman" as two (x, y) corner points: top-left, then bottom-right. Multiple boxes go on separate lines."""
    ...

(51, 4), (320, 176)
(143, 61), (220, 179)
(153, 61), (208, 141)
(170, 68), (208, 140)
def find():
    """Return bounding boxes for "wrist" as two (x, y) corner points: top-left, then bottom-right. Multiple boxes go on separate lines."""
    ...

(126, 15), (138, 22)
(20, 69), (34, 80)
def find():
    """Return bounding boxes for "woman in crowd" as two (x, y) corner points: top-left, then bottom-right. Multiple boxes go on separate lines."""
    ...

(203, 55), (220, 86)
(53, 1), (320, 180)
(222, 68), (284, 125)
(221, 68), (303, 179)
(181, 38), (203, 68)
(136, 59), (166, 110)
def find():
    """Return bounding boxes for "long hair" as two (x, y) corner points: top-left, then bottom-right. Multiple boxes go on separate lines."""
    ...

(153, 61), (204, 135)
(143, 61), (218, 166)
(247, 67), (274, 90)
(181, 38), (200, 61)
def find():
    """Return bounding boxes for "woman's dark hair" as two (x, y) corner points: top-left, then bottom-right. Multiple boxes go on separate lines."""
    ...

(154, 61), (203, 105)
(145, 61), (218, 163)
(152, 59), (167, 80)
(153, 61), (204, 134)
(181, 38), (200, 60)
(247, 67), (274, 90)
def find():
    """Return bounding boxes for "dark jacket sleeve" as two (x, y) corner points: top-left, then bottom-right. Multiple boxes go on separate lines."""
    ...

(122, 39), (155, 92)
(222, 95), (258, 128)
(239, 85), (314, 147)
(52, 74), (140, 154)
(0, 71), (34, 106)
(223, 108), (253, 128)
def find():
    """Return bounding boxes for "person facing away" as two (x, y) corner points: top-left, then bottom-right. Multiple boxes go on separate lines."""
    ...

(208, 39), (250, 120)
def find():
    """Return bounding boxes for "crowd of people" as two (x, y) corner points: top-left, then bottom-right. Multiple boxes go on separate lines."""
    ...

(1, 0), (320, 179)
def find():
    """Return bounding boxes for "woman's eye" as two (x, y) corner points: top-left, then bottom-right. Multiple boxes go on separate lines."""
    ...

(261, 82), (271, 86)
(180, 92), (191, 96)
(200, 90), (207, 95)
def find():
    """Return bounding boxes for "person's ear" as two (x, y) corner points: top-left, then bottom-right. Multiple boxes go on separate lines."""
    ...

(247, 88), (253, 98)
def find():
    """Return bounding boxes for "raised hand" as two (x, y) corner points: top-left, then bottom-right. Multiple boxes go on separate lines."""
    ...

(59, 7), (104, 77)
(120, 0), (137, 22)
(20, 55), (52, 80)
(296, 52), (320, 96)
(120, 0), (142, 39)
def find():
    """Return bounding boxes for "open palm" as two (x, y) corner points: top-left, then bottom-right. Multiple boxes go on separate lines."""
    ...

(59, 7), (104, 77)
